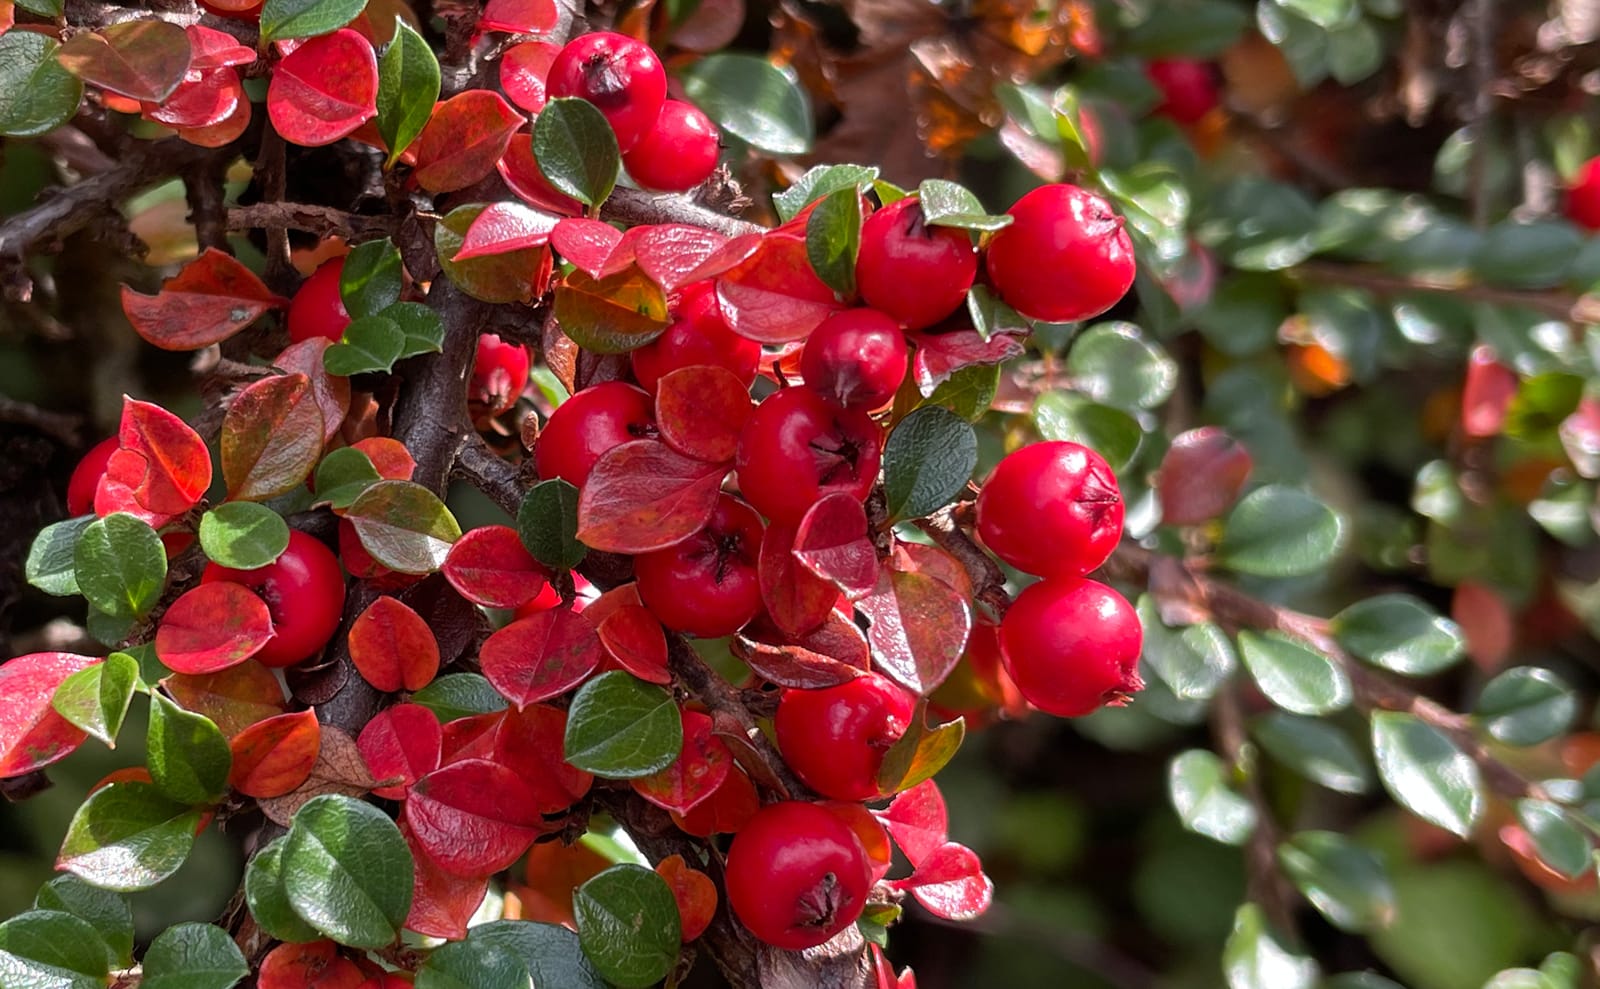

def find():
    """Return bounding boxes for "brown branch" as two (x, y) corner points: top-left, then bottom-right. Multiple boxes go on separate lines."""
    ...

(1215, 686), (1297, 940)
(184, 159), (230, 254)
(226, 203), (399, 243)
(913, 503), (1010, 617)
(603, 187), (763, 238)
(0, 396), (82, 446)
(453, 435), (525, 517)
(1291, 260), (1600, 325)
(1465, 0), (1497, 229)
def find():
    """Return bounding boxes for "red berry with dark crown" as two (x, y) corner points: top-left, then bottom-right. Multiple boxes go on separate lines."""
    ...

(856, 196), (977, 329)
(623, 99), (721, 193)
(983, 183), (1135, 323)
(735, 387), (883, 524)
(286, 257), (351, 344)
(1567, 156), (1600, 231)
(546, 30), (667, 153)
(775, 672), (915, 801)
(534, 381), (655, 487)
(977, 440), (1122, 578)
(998, 577), (1143, 717)
(201, 530), (346, 668)
(631, 281), (760, 392)
(725, 800), (873, 951)
(799, 308), (908, 410)
(634, 493), (764, 638)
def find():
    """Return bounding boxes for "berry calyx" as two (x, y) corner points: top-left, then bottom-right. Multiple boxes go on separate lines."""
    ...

(201, 529), (347, 668)
(998, 577), (1143, 717)
(66, 437), (119, 516)
(534, 381), (656, 487)
(623, 99), (721, 193)
(976, 440), (1123, 578)
(631, 281), (760, 392)
(983, 183), (1135, 323)
(775, 672), (915, 801)
(855, 196), (977, 329)
(469, 333), (531, 421)
(725, 800), (873, 951)
(546, 31), (667, 153)
(634, 493), (764, 638)
(735, 387), (883, 524)
(286, 258), (351, 344)
(1146, 58), (1221, 125)
(799, 308), (909, 410)
(1567, 156), (1600, 231)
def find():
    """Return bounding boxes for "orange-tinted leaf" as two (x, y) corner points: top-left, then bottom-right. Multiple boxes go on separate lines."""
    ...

(0, 1), (13, 35)
(498, 40), (558, 112)
(94, 399), (209, 524)
(267, 29), (378, 147)
(716, 231), (844, 343)
(229, 709), (321, 798)
(497, 134), (583, 215)
(406, 758), (544, 877)
(175, 95), (252, 148)
(350, 437), (416, 481)
(259, 940), (366, 989)
(274, 339), (352, 446)
(632, 710), (730, 814)
(478, 0), (557, 33)
(858, 567), (971, 696)
(57, 19), (192, 102)
(348, 595), (440, 693)
(635, 225), (733, 295)
(491, 703), (592, 814)
(597, 605), (670, 684)
(654, 365), (749, 463)
(413, 90), (523, 194)
(120, 247), (284, 351)
(257, 726), (375, 826)
(163, 663), (287, 737)
(479, 606), (601, 707)
(453, 201), (561, 261)
(358, 702), (442, 799)
(155, 582), (275, 675)
(512, 838), (610, 927)
(575, 440), (725, 554)
(403, 823), (489, 939)
(669, 765), (758, 837)
(0, 653), (98, 778)
(222, 373), (325, 501)
(891, 840), (992, 920)
(757, 520), (837, 638)
(144, 66), (243, 129)
(186, 24), (254, 70)
(441, 525), (549, 609)
(1454, 580), (1514, 672)
(554, 265), (670, 353)
(876, 778), (946, 868)
(793, 492), (879, 600)
(655, 854), (716, 942)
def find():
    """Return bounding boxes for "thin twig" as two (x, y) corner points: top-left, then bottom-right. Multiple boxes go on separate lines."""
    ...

(226, 203), (399, 243)
(1291, 260), (1600, 325)
(1215, 686), (1297, 939)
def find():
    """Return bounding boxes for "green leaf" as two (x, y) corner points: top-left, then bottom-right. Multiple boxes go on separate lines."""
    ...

(1031, 392), (1143, 472)
(282, 794), (414, 949)
(26, 515), (93, 596)
(1218, 485), (1342, 577)
(198, 502), (290, 570)
(1123, 0), (1250, 57)
(1278, 0), (1357, 28)
(313, 447), (383, 510)
(679, 53), (812, 155)
(33, 877), (132, 969)
(1199, 176), (1317, 271)
(1474, 220), (1583, 289)
(244, 837), (321, 944)
(804, 186), (861, 296)
(0, 910), (110, 989)
(57, 782), (201, 891)
(964, 284), (1030, 343)
(13, 0), (62, 15)
(1136, 596), (1235, 701)
(51, 652), (140, 747)
(381, 301), (446, 358)
(1370, 711), (1483, 838)
(1515, 799), (1592, 879)
(882, 406), (977, 522)
(533, 98), (620, 208)
(915, 362), (999, 421)
(1327, 18), (1383, 84)
(517, 479), (587, 571)
(1066, 322), (1177, 410)
(1332, 594), (1465, 677)
(1475, 667), (1577, 747)
(339, 239), (405, 319)
(74, 512), (166, 620)
(1195, 273), (1286, 356)
(1253, 712), (1370, 794)
(471, 921), (610, 989)
(1167, 749), (1256, 845)
(0, 33), (83, 138)
(774, 164), (878, 223)
(415, 935), (531, 989)
(572, 865), (681, 989)
(564, 671), (683, 779)
(1506, 372), (1584, 443)
(324, 314), (405, 376)
(1277, 831), (1396, 932)
(1237, 631), (1351, 716)
(1100, 166), (1189, 258)
(411, 673), (507, 722)
(140, 923), (248, 989)
(346, 479), (462, 574)
(258, 0), (366, 43)
(376, 20), (440, 168)
(1222, 903), (1320, 989)
(147, 693), (232, 805)
(916, 179), (1011, 232)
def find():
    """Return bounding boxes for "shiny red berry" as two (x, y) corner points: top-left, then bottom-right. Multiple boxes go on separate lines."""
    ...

(1568, 157), (1600, 231)
(67, 437), (118, 516)
(976, 440), (1123, 578)
(286, 258), (350, 344)
(1146, 58), (1220, 125)
(534, 381), (655, 487)
(735, 387), (883, 524)
(631, 281), (760, 392)
(856, 196), (977, 329)
(775, 673), (915, 801)
(799, 308), (908, 410)
(634, 494), (763, 638)
(201, 530), (346, 668)
(998, 577), (1143, 717)
(546, 31), (667, 153)
(623, 99), (720, 193)
(725, 800), (872, 951)
(983, 183), (1135, 323)
(469, 333), (531, 420)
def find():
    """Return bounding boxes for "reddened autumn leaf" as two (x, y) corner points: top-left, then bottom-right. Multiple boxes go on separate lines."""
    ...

(716, 230), (844, 343)
(441, 524), (549, 608)
(453, 202), (562, 262)
(266, 29), (379, 147)
(575, 440), (726, 554)
(357, 703), (442, 800)
(499, 40), (559, 112)
(412, 90), (523, 194)
(405, 758), (545, 877)
(479, 606), (601, 708)
(229, 710), (321, 798)
(631, 710), (732, 814)
(222, 374), (326, 502)
(96, 397), (212, 523)
(654, 365), (750, 463)
(155, 582), (276, 675)
(56, 19), (192, 102)
(477, 0), (558, 34)
(402, 823), (489, 940)
(793, 493), (880, 600)
(163, 663), (288, 738)
(655, 854), (717, 942)
(0, 652), (99, 778)
(120, 248), (285, 352)
(596, 605), (671, 684)
(491, 704), (594, 814)
(757, 520), (839, 638)
(858, 566), (972, 696)
(347, 596), (440, 693)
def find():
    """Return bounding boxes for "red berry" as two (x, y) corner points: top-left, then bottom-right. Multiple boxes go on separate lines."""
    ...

(725, 800), (872, 951)
(1146, 58), (1220, 125)
(799, 308), (908, 410)
(201, 530), (347, 668)
(286, 258), (351, 344)
(534, 381), (655, 487)
(977, 440), (1122, 579)
(546, 31), (667, 153)
(998, 577), (1143, 717)
(634, 494), (763, 638)
(469, 333), (531, 420)
(631, 281), (760, 392)
(67, 437), (119, 516)
(855, 196), (977, 329)
(983, 183), (1135, 323)
(735, 387), (883, 524)
(623, 99), (720, 193)
(1568, 157), (1600, 231)
(775, 673), (915, 801)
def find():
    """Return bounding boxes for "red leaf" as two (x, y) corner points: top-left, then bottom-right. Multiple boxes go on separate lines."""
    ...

(442, 525), (549, 609)
(892, 841), (993, 920)
(858, 567), (972, 696)
(1156, 426), (1252, 525)
(228, 709), (321, 798)
(656, 854), (717, 942)
(478, 0), (558, 34)
(120, 247), (284, 351)
(654, 365), (750, 463)
(715, 231), (844, 343)
(413, 90), (524, 194)
(0, 653), (98, 778)
(793, 493), (880, 600)
(453, 201), (562, 261)
(350, 437), (416, 481)
(669, 766), (759, 837)
(95, 398), (210, 524)
(550, 218), (628, 277)
(492, 703), (593, 814)
(259, 941), (366, 989)
(272, 339), (352, 446)
(222, 373), (325, 501)
(348, 596), (440, 693)
(731, 632), (865, 689)
(497, 134), (583, 216)
(57, 19), (192, 102)
(175, 96), (252, 148)
(634, 226), (731, 295)
(909, 328), (1026, 393)
(479, 606), (601, 707)
(357, 703), (442, 800)
(597, 605), (670, 684)
(266, 29), (378, 147)
(513, 839), (611, 927)
(890, 541), (972, 601)
(186, 24), (254, 70)
(498, 40), (559, 112)
(575, 440), (726, 554)
(440, 711), (505, 765)
(676, 234), (763, 288)
(876, 779), (947, 868)
(403, 823), (489, 939)
(632, 710), (732, 814)
(870, 945), (918, 989)
(1462, 344), (1518, 439)
(144, 66), (243, 129)
(162, 663), (287, 737)
(405, 758), (545, 877)
(155, 582), (275, 675)
(757, 521), (838, 638)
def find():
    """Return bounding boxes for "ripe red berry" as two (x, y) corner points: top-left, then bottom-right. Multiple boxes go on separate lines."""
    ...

(631, 281), (760, 392)
(469, 333), (531, 420)
(623, 99), (720, 193)
(634, 494), (763, 638)
(66, 437), (119, 516)
(976, 440), (1123, 578)
(1146, 58), (1220, 125)
(998, 577), (1143, 717)
(735, 387), (883, 524)
(799, 308), (908, 410)
(534, 381), (655, 487)
(286, 258), (351, 344)
(725, 800), (873, 951)
(546, 31), (667, 153)
(775, 673), (915, 801)
(855, 196), (977, 329)
(1568, 156), (1600, 231)
(983, 183), (1135, 323)
(201, 530), (347, 668)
